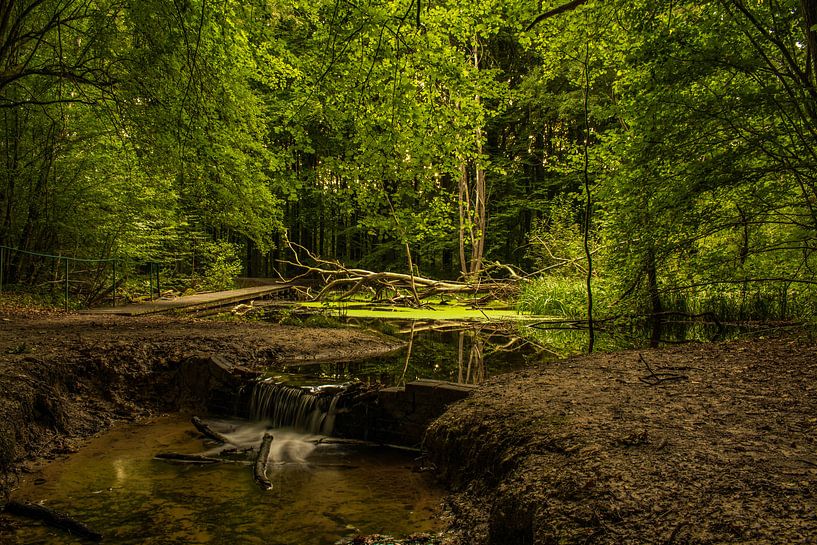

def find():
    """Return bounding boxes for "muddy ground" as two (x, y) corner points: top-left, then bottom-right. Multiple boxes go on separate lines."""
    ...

(426, 333), (817, 544)
(1, 305), (816, 545)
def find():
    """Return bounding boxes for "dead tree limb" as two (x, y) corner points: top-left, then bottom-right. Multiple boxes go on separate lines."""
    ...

(191, 416), (233, 445)
(280, 238), (520, 304)
(254, 433), (274, 490)
(154, 452), (223, 464)
(5, 500), (103, 541)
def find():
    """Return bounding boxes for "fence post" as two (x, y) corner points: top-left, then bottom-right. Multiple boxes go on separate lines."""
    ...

(156, 264), (161, 298)
(64, 257), (69, 312)
(112, 260), (117, 307)
(149, 262), (154, 301)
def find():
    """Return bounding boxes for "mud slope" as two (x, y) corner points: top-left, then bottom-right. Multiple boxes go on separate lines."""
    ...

(425, 335), (817, 545)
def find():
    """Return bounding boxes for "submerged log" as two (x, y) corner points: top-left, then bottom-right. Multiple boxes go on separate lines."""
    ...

(254, 433), (274, 490)
(4, 500), (103, 541)
(191, 416), (232, 444)
(154, 452), (222, 464)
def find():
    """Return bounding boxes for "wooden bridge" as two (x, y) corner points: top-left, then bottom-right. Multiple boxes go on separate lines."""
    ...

(83, 282), (295, 316)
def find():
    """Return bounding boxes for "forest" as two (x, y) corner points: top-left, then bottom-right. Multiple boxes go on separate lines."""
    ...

(3, 3), (817, 543)
(1, 0), (817, 326)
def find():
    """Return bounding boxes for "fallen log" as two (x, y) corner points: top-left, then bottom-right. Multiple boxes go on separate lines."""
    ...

(280, 239), (521, 304)
(154, 452), (222, 464)
(254, 433), (274, 490)
(4, 500), (103, 541)
(191, 416), (232, 444)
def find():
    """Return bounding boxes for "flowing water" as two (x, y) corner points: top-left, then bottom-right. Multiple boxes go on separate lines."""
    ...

(9, 415), (444, 544)
(249, 381), (343, 434)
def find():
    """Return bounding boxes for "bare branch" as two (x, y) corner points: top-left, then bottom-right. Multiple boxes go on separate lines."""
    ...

(526, 0), (590, 31)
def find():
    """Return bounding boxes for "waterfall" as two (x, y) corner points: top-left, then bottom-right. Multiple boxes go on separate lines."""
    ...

(248, 379), (343, 435)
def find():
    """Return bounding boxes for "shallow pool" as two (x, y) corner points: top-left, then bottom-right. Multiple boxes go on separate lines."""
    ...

(9, 415), (444, 544)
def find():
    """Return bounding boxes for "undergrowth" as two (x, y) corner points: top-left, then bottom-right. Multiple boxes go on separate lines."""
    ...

(516, 277), (604, 319)
(517, 275), (817, 324)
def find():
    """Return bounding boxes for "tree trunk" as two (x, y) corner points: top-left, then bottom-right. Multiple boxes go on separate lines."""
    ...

(472, 135), (486, 277)
(647, 247), (663, 348)
(802, 0), (817, 87)
(457, 37), (488, 281)
(458, 161), (470, 277)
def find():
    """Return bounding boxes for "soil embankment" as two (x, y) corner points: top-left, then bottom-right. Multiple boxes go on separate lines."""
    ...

(425, 335), (817, 544)
(0, 307), (401, 504)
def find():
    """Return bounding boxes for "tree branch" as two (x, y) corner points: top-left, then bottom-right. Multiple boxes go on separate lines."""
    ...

(526, 0), (590, 31)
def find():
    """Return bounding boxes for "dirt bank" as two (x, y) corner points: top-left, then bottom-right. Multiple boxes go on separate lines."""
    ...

(425, 334), (817, 544)
(0, 306), (401, 502)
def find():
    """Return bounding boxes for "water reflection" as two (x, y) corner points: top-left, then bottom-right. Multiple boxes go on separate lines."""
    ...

(280, 320), (539, 387)
(280, 315), (771, 389)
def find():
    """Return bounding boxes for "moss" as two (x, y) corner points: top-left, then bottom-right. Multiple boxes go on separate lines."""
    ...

(298, 301), (534, 321)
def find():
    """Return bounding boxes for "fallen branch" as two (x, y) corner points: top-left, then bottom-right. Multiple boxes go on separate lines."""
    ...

(311, 437), (422, 453)
(154, 452), (222, 464)
(638, 353), (689, 385)
(4, 500), (103, 541)
(254, 433), (274, 490)
(191, 416), (232, 445)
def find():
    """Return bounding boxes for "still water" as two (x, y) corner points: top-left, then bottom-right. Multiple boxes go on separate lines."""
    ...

(280, 321), (538, 387)
(9, 415), (444, 544)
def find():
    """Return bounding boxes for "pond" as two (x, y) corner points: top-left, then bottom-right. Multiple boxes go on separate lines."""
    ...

(9, 416), (444, 545)
(264, 303), (751, 387)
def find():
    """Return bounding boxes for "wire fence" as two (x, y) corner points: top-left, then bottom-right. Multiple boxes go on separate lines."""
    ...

(0, 245), (162, 311)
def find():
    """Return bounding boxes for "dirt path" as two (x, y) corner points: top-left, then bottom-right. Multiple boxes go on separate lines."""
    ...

(425, 334), (817, 544)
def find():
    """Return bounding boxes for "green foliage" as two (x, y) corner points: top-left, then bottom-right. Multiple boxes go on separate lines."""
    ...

(525, 195), (588, 276)
(194, 241), (243, 292)
(2, 0), (817, 325)
(517, 277), (589, 318)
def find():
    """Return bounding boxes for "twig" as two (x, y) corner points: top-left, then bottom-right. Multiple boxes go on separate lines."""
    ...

(638, 353), (689, 385)
(665, 521), (689, 544)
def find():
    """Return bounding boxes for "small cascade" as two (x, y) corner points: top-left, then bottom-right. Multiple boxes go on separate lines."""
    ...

(248, 379), (345, 435)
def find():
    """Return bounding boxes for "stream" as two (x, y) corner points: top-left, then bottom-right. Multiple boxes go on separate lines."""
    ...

(6, 312), (752, 544)
(9, 320), (533, 545)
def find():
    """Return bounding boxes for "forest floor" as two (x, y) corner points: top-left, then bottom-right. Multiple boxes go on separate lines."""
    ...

(1, 303), (816, 544)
